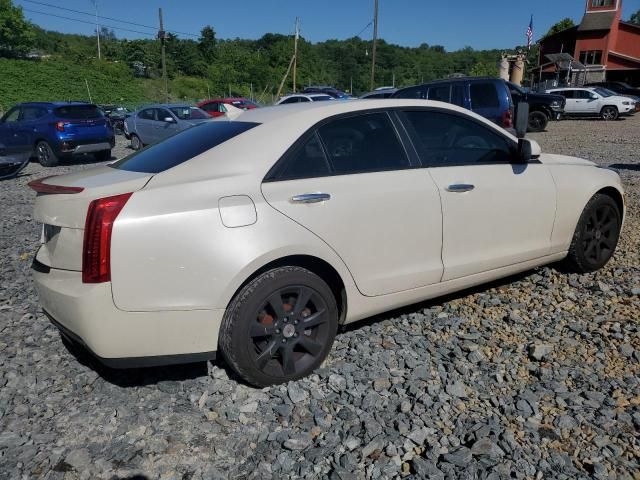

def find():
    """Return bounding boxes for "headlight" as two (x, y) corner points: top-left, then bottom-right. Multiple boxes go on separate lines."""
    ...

(551, 101), (560, 107)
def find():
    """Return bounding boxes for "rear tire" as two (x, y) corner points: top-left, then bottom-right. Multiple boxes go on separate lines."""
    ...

(528, 111), (548, 132)
(95, 149), (111, 162)
(564, 193), (621, 273)
(36, 141), (59, 167)
(219, 266), (339, 387)
(601, 106), (619, 121)
(130, 134), (142, 151)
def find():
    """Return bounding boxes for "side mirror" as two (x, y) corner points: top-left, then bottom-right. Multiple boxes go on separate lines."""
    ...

(515, 102), (529, 139)
(163, 116), (176, 123)
(517, 138), (541, 163)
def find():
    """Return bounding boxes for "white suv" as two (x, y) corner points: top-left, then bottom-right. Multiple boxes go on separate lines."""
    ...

(546, 87), (635, 120)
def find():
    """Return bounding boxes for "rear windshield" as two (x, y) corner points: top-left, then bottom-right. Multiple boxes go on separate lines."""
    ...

(312, 95), (333, 101)
(231, 100), (258, 109)
(169, 106), (209, 120)
(110, 121), (259, 173)
(54, 105), (103, 119)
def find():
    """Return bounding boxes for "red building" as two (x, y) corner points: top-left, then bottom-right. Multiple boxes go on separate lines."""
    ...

(535, 0), (640, 87)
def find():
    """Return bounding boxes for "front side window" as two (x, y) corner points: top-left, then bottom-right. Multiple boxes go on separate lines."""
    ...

(401, 110), (513, 167)
(470, 83), (500, 109)
(317, 112), (410, 175)
(394, 85), (427, 99)
(201, 102), (219, 112)
(428, 85), (451, 103)
(2, 107), (21, 123)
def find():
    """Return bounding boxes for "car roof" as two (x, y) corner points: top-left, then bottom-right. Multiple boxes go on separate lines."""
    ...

(18, 101), (94, 107)
(150, 99), (518, 187)
(141, 103), (195, 109)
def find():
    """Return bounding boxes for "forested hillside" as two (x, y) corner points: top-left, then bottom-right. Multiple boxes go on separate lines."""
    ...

(0, 0), (519, 109)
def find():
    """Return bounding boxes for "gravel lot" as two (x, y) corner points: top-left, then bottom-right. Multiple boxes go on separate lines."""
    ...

(1, 117), (638, 480)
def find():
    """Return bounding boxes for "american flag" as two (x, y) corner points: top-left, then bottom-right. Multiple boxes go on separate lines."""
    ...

(526, 15), (534, 50)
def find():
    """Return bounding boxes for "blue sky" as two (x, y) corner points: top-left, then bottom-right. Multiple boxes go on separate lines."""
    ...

(15, 0), (640, 51)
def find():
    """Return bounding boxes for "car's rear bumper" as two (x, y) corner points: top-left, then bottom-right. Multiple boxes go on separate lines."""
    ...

(32, 260), (223, 368)
(57, 137), (115, 155)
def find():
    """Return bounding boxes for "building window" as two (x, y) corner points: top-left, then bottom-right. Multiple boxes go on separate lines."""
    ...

(579, 50), (603, 65)
(591, 0), (613, 7)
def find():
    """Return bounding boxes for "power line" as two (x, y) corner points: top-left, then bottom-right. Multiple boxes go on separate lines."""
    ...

(354, 20), (373, 39)
(19, 0), (199, 38)
(21, 8), (157, 37)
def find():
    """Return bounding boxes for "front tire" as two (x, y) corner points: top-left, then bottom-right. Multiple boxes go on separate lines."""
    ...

(601, 106), (619, 121)
(36, 141), (59, 167)
(528, 111), (548, 132)
(564, 194), (621, 273)
(219, 266), (339, 387)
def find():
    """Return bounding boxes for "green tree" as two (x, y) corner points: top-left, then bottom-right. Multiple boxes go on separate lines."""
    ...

(545, 18), (575, 37)
(199, 26), (217, 63)
(0, 0), (36, 58)
(629, 10), (640, 25)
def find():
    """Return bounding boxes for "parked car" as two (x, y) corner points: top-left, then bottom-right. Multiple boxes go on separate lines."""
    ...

(276, 93), (334, 104)
(124, 104), (211, 150)
(584, 81), (640, 98)
(0, 139), (31, 180)
(303, 86), (349, 99)
(546, 87), (635, 120)
(0, 102), (114, 167)
(393, 77), (516, 132)
(29, 99), (624, 387)
(360, 88), (398, 99)
(197, 98), (259, 118)
(506, 82), (565, 132)
(99, 105), (131, 135)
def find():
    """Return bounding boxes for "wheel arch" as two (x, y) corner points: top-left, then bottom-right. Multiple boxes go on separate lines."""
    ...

(596, 186), (624, 220)
(228, 254), (348, 324)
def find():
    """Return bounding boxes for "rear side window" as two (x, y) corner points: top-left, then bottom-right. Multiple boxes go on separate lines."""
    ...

(111, 121), (259, 173)
(318, 112), (409, 175)
(470, 83), (500, 109)
(272, 133), (331, 180)
(451, 85), (465, 107)
(54, 105), (103, 119)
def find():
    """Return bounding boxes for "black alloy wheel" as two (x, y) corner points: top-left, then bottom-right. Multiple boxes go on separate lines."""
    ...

(527, 111), (548, 132)
(581, 203), (619, 266)
(249, 286), (331, 377)
(565, 193), (621, 273)
(36, 141), (59, 167)
(219, 266), (338, 387)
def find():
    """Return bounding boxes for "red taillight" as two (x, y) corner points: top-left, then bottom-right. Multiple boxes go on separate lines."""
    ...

(82, 193), (132, 283)
(502, 109), (513, 128)
(28, 176), (84, 194)
(56, 121), (66, 132)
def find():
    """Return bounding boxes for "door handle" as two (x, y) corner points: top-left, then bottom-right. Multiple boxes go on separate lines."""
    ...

(446, 184), (475, 193)
(290, 193), (331, 204)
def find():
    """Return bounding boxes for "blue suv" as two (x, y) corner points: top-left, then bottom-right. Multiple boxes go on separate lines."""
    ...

(393, 77), (516, 133)
(0, 102), (115, 168)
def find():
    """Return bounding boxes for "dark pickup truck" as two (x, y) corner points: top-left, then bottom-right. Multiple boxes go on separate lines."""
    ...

(507, 82), (565, 132)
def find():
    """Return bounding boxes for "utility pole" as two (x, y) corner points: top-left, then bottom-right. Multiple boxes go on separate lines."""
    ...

(93, 0), (101, 60)
(370, 0), (379, 91)
(158, 8), (168, 103)
(293, 17), (300, 93)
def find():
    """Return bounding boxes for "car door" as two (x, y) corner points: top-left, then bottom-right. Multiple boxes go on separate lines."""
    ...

(579, 90), (600, 113)
(0, 106), (24, 156)
(135, 108), (156, 144)
(154, 108), (180, 142)
(399, 109), (556, 281)
(261, 110), (444, 296)
(18, 105), (47, 153)
(562, 90), (587, 114)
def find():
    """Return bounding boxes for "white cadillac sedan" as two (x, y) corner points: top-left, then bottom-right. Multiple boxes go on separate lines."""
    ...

(30, 100), (625, 386)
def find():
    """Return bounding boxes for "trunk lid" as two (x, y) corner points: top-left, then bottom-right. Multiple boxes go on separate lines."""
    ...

(32, 166), (152, 270)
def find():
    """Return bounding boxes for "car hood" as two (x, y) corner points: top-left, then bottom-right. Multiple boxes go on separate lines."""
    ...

(541, 153), (597, 167)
